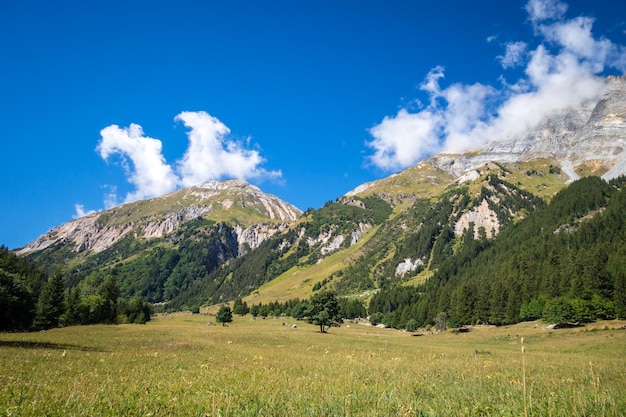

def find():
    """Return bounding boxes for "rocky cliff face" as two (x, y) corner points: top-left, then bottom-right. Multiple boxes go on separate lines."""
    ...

(425, 76), (626, 180)
(18, 180), (301, 256)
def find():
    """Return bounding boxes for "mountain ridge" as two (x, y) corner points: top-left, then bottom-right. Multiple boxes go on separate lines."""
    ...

(424, 76), (626, 181)
(346, 75), (625, 202)
(17, 179), (301, 256)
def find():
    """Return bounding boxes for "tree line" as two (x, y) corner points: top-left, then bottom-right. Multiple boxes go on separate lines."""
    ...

(226, 291), (359, 333)
(224, 293), (366, 324)
(1, 247), (152, 331)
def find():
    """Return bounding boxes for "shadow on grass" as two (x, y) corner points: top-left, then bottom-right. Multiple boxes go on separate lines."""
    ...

(0, 340), (105, 352)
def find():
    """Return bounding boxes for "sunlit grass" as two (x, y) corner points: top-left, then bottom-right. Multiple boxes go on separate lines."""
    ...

(1, 315), (625, 416)
(247, 225), (381, 305)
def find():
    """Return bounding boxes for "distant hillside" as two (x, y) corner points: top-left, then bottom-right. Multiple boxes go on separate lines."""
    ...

(19, 180), (300, 257)
(19, 180), (300, 309)
(241, 163), (552, 308)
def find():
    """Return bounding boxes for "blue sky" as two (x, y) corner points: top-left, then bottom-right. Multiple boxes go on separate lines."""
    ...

(1, 0), (625, 249)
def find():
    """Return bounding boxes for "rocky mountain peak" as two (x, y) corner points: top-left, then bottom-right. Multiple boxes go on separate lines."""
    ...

(424, 76), (626, 180)
(18, 180), (301, 256)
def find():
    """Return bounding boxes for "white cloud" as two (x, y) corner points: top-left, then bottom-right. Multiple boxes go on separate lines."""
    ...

(95, 111), (281, 209)
(368, 109), (443, 171)
(540, 17), (626, 73)
(175, 111), (282, 187)
(421, 66), (445, 98)
(102, 185), (119, 210)
(499, 41), (528, 68)
(525, 0), (567, 23)
(73, 204), (96, 219)
(366, 0), (624, 171)
(439, 82), (495, 152)
(98, 124), (179, 203)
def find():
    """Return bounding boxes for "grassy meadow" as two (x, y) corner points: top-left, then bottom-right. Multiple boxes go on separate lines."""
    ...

(1, 314), (625, 416)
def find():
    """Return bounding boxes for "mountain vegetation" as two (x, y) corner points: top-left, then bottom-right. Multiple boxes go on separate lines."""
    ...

(368, 175), (626, 328)
(0, 247), (152, 331)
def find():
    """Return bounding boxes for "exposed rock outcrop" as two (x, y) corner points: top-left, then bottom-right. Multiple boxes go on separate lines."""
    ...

(395, 258), (424, 276)
(235, 223), (290, 254)
(454, 199), (500, 239)
(426, 77), (626, 180)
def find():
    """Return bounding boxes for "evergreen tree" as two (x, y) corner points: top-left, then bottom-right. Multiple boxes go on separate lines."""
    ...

(0, 269), (34, 331)
(34, 269), (66, 330)
(216, 305), (233, 326)
(614, 270), (626, 319)
(61, 286), (84, 326)
(0, 246), (46, 330)
(233, 298), (249, 315)
(99, 275), (119, 324)
(339, 297), (366, 319)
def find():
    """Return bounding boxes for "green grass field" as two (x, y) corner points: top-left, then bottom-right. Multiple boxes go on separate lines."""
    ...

(1, 315), (625, 416)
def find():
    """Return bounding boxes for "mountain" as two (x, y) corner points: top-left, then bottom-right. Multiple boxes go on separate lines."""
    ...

(367, 175), (626, 328)
(349, 76), (626, 203)
(425, 75), (626, 180)
(18, 180), (301, 309)
(15, 76), (626, 319)
(18, 180), (300, 256)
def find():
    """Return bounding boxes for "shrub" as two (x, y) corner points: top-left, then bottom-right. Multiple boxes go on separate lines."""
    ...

(405, 319), (418, 332)
(543, 297), (576, 324)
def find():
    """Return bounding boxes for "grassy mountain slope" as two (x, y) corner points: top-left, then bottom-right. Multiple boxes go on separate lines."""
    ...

(243, 160), (563, 304)
(21, 181), (301, 310)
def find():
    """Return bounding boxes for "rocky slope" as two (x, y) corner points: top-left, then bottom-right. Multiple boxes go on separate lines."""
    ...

(424, 76), (626, 181)
(18, 180), (301, 256)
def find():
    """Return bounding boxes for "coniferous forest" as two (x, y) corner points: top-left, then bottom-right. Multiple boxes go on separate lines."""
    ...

(0, 247), (153, 331)
(369, 176), (626, 329)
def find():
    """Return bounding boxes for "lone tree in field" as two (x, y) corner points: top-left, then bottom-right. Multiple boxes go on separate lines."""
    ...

(216, 305), (233, 326)
(306, 291), (343, 333)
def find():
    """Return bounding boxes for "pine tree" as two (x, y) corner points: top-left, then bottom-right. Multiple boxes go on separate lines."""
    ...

(99, 275), (119, 324)
(216, 305), (233, 326)
(0, 269), (34, 331)
(614, 270), (626, 319)
(61, 286), (84, 326)
(233, 298), (249, 315)
(34, 269), (66, 330)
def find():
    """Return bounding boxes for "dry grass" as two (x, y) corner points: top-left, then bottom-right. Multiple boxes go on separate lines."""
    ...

(1, 315), (625, 416)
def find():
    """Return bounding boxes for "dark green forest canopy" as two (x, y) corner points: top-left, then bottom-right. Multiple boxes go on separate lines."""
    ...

(369, 176), (626, 328)
(0, 246), (46, 330)
(1, 247), (152, 331)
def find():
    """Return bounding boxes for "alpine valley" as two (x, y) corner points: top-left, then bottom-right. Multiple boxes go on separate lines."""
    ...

(7, 76), (626, 328)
